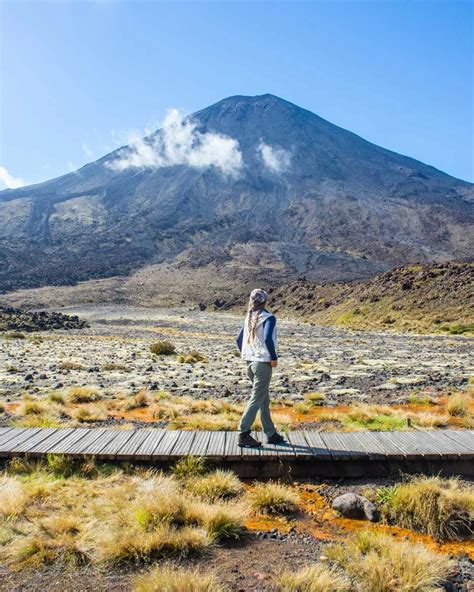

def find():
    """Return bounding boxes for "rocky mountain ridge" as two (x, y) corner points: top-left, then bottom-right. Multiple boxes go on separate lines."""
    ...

(1, 94), (472, 295)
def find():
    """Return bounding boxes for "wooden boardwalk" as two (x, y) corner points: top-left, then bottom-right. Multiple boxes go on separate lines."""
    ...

(0, 427), (472, 477)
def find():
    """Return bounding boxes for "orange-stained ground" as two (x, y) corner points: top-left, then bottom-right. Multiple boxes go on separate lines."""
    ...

(245, 484), (474, 560)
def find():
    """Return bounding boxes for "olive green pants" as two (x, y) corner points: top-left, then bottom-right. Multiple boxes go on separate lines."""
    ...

(238, 361), (276, 436)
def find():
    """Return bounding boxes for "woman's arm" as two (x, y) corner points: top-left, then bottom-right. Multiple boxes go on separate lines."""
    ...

(236, 326), (244, 352)
(263, 316), (277, 361)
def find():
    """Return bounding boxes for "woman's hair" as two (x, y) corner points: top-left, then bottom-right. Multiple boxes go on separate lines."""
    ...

(246, 289), (268, 343)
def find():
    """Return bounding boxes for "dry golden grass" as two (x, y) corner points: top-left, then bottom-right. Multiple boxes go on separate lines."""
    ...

(133, 564), (223, 592)
(446, 393), (469, 417)
(184, 470), (243, 501)
(73, 404), (107, 423)
(68, 386), (101, 404)
(380, 476), (473, 540)
(326, 530), (453, 592)
(0, 467), (247, 570)
(246, 482), (299, 515)
(58, 361), (84, 370)
(275, 563), (350, 591)
(125, 389), (151, 410)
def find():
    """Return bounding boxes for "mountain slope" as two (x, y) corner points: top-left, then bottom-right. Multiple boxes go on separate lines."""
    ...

(1, 94), (472, 293)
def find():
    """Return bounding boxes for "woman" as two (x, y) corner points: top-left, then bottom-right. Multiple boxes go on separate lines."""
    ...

(236, 288), (285, 447)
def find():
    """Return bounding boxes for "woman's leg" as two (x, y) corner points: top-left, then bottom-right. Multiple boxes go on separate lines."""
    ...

(238, 361), (271, 433)
(260, 390), (276, 437)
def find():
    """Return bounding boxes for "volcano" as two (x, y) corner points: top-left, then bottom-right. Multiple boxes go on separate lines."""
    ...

(0, 94), (472, 294)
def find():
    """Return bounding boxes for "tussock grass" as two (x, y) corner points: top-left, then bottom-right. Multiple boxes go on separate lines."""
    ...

(172, 456), (208, 480)
(184, 470), (243, 500)
(275, 563), (350, 591)
(446, 393), (469, 417)
(246, 482), (299, 515)
(326, 530), (453, 592)
(58, 361), (84, 370)
(133, 564), (223, 592)
(73, 404), (107, 423)
(177, 350), (208, 364)
(48, 392), (66, 405)
(379, 476), (473, 540)
(125, 389), (150, 410)
(21, 398), (47, 416)
(0, 468), (246, 570)
(342, 404), (408, 431)
(150, 340), (176, 355)
(68, 386), (101, 403)
(304, 391), (326, 404)
(169, 413), (238, 431)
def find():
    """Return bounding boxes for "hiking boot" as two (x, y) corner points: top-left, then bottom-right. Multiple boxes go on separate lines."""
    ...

(267, 431), (285, 445)
(238, 431), (262, 448)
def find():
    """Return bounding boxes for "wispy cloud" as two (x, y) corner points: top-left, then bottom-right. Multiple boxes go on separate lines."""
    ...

(258, 141), (291, 173)
(0, 166), (25, 189)
(106, 109), (242, 176)
(82, 143), (94, 159)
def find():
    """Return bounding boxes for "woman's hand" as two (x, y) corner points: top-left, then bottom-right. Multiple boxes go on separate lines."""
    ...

(270, 360), (278, 368)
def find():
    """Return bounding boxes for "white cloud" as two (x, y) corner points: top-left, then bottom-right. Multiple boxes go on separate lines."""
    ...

(0, 166), (25, 189)
(82, 143), (94, 158)
(107, 109), (242, 176)
(258, 142), (291, 173)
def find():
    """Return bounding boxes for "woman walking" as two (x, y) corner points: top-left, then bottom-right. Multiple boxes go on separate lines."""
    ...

(236, 288), (285, 448)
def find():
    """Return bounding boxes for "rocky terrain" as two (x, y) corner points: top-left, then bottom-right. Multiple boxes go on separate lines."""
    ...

(1, 305), (472, 408)
(269, 260), (474, 335)
(0, 94), (472, 296)
(0, 306), (88, 333)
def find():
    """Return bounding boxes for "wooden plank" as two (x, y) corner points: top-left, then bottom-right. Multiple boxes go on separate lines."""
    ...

(47, 429), (91, 455)
(286, 431), (315, 459)
(224, 431), (241, 461)
(188, 431), (212, 458)
(0, 429), (41, 456)
(97, 430), (136, 460)
(382, 431), (440, 460)
(420, 431), (469, 459)
(12, 429), (58, 454)
(441, 430), (474, 452)
(267, 433), (297, 461)
(85, 430), (121, 456)
(171, 430), (197, 457)
(302, 431), (333, 460)
(67, 429), (109, 457)
(0, 428), (14, 443)
(370, 431), (407, 459)
(320, 432), (368, 461)
(359, 431), (403, 460)
(431, 431), (474, 458)
(205, 431), (226, 459)
(115, 429), (155, 460)
(27, 428), (77, 456)
(347, 431), (389, 460)
(0, 428), (20, 447)
(134, 430), (167, 461)
(152, 430), (182, 460)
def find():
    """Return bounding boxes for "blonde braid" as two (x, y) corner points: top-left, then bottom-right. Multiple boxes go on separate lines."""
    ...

(246, 305), (261, 343)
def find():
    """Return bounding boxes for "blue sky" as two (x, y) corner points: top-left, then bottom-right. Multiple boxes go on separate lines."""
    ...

(1, 0), (472, 188)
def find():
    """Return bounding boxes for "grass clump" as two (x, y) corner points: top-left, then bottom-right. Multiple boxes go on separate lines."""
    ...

(73, 405), (106, 423)
(68, 386), (101, 403)
(133, 564), (223, 592)
(342, 404), (408, 431)
(246, 482), (299, 515)
(48, 392), (66, 405)
(150, 341), (176, 356)
(378, 475), (473, 540)
(185, 470), (243, 501)
(326, 530), (453, 592)
(275, 563), (350, 591)
(304, 391), (326, 405)
(172, 456), (208, 480)
(125, 389), (150, 410)
(177, 350), (208, 364)
(446, 393), (469, 417)
(4, 331), (25, 339)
